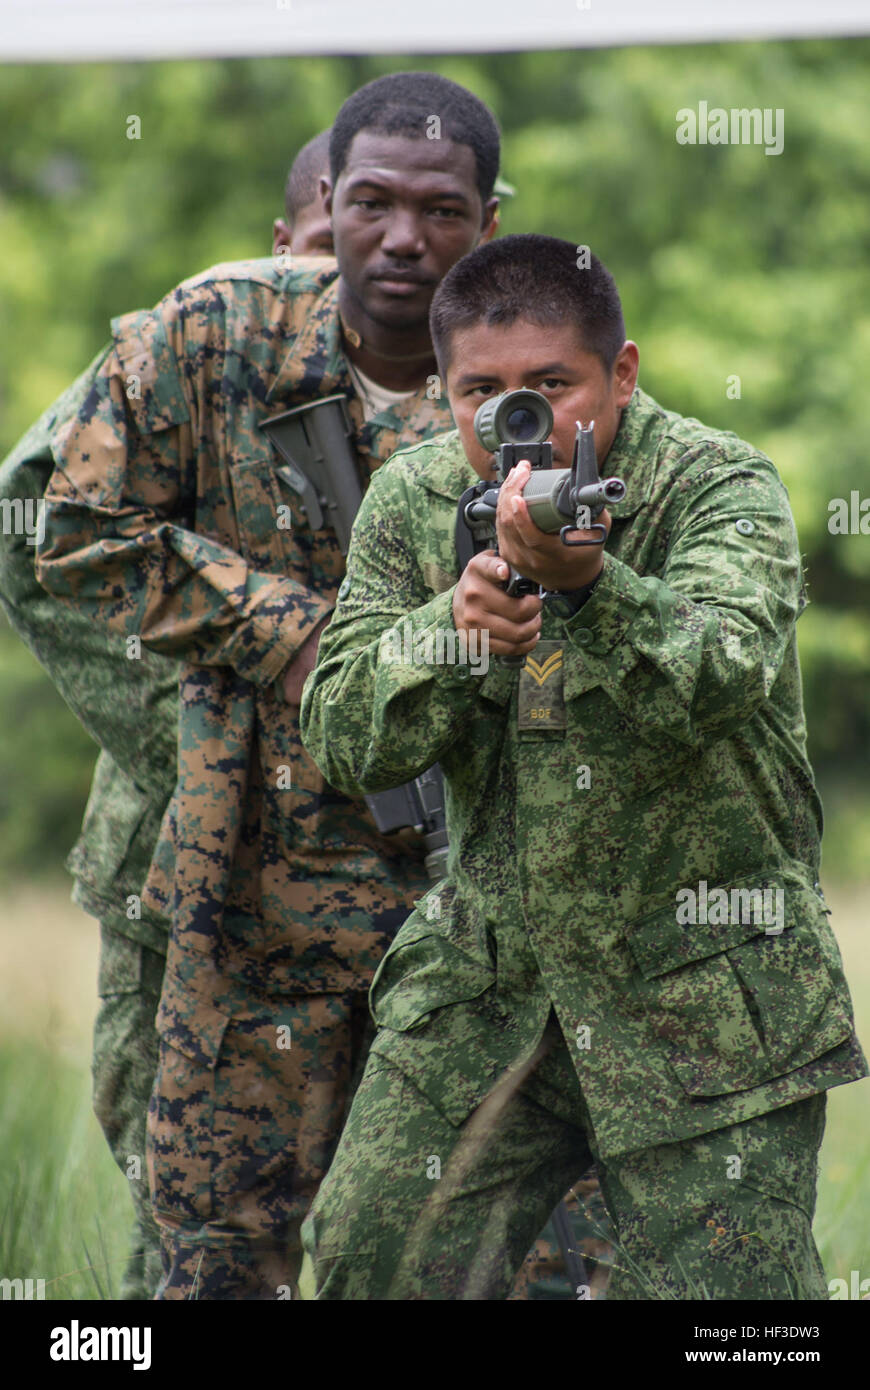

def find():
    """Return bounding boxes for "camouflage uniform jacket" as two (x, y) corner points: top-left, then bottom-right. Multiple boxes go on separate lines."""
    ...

(0, 356), (177, 951)
(36, 258), (452, 1002)
(300, 387), (868, 1158)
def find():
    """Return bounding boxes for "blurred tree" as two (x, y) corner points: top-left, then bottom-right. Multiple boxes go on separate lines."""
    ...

(1, 41), (868, 875)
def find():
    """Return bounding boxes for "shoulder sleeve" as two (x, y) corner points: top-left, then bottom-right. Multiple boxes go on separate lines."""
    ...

(559, 445), (806, 752)
(36, 295), (331, 687)
(300, 457), (485, 795)
(0, 361), (178, 799)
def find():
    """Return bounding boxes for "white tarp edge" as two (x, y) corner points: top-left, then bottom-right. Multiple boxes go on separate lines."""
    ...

(2, 0), (870, 64)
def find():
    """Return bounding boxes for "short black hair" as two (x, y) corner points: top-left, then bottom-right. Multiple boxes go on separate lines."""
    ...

(330, 72), (500, 205)
(284, 129), (332, 223)
(430, 235), (626, 372)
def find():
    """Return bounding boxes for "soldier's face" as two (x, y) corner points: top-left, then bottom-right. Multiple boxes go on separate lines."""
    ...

(324, 132), (498, 330)
(444, 319), (639, 480)
(289, 200), (335, 256)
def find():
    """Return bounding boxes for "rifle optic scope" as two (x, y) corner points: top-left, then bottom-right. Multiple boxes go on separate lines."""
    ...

(473, 389), (554, 454)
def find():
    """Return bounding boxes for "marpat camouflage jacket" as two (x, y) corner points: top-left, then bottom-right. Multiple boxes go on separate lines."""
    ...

(36, 258), (453, 1001)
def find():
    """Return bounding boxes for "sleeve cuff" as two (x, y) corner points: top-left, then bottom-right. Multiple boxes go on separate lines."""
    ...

(561, 552), (646, 655)
(373, 586), (506, 695)
(222, 577), (335, 689)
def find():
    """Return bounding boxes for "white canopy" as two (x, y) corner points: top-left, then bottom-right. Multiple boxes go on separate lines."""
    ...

(2, 0), (869, 63)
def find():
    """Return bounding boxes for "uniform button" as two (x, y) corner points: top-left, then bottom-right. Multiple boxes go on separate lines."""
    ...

(454, 665), (471, 681)
(572, 628), (594, 647)
(338, 578), (351, 599)
(735, 519), (755, 536)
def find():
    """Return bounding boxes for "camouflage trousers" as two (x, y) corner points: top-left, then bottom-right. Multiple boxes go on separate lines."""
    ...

(92, 923), (166, 1300)
(302, 1010), (830, 1300)
(146, 978), (374, 1300)
(147, 972), (612, 1300)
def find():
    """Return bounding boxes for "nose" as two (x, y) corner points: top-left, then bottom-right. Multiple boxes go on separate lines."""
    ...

(380, 209), (426, 259)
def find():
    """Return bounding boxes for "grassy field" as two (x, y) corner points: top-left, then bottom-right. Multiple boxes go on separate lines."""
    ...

(0, 875), (867, 1300)
(0, 881), (129, 1299)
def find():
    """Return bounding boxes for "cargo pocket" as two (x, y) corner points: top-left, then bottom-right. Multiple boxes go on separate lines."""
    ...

(155, 974), (231, 1069)
(368, 917), (500, 1126)
(150, 975), (232, 1225)
(627, 870), (853, 1098)
(370, 920), (496, 1035)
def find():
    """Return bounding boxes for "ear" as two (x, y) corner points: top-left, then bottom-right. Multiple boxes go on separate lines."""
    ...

(477, 197), (500, 245)
(320, 174), (334, 218)
(612, 341), (639, 407)
(272, 219), (292, 254)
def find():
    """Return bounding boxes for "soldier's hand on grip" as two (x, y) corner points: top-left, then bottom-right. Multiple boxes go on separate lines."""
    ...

(453, 550), (542, 657)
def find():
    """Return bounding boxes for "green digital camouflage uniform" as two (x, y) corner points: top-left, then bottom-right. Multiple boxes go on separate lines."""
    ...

(0, 364), (177, 1300)
(299, 387), (869, 1300)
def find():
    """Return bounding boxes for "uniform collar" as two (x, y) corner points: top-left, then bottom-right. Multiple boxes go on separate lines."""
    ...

(265, 276), (453, 453)
(599, 386), (664, 521)
(266, 277), (349, 409)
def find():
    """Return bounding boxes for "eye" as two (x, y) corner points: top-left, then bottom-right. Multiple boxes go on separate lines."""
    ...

(354, 198), (385, 212)
(431, 206), (462, 218)
(537, 377), (566, 393)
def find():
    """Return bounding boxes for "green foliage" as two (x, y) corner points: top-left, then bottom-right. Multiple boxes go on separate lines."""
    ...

(1, 41), (869, 872)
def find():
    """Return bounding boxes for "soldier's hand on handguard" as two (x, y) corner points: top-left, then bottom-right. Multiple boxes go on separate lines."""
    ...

(453, 551), (542, 658)
(496, 459), (611, 592)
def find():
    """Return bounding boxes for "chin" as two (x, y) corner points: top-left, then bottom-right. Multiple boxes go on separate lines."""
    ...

(365, 299), (430, 332)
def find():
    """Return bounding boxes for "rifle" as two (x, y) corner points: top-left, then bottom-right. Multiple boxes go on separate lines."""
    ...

(260, 396), (448, 881)
(456, 388), (626, 667)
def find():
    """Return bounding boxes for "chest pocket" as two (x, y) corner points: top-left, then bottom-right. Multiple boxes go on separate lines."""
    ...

(229, 455), (305, 577)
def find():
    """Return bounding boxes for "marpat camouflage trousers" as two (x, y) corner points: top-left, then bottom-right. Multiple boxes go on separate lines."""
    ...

(302, 1010), (829, 1300)
(146, 979), (373, 1300)
(92, 923), (165, 1300)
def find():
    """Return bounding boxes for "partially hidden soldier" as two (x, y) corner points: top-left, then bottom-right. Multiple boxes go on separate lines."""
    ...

(298, 234), (868, 1300)
(0, 131), (337, 1300)
(273, 129), (335, 259)
(34, 73), (503, 1301)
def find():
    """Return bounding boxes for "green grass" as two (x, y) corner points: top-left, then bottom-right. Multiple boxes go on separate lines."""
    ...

(0, 1039), (130, 1300)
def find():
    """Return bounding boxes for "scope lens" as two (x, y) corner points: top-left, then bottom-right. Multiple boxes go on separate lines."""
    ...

(505, 407), (542, 442)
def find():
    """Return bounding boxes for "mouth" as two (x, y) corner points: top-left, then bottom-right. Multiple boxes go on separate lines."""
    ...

(369, 271), (433, 295)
